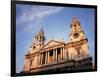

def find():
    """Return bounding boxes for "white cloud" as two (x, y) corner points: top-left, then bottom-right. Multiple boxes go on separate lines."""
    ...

(16, 5), (64, 27)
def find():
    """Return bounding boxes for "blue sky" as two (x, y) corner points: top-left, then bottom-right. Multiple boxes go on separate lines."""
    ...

(16, 4), (95, 73)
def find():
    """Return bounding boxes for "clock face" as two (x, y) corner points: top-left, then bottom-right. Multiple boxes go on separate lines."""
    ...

(73, 32), (79, 38)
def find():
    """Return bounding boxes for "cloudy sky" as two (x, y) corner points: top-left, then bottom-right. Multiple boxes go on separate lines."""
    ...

(16, 4), (95, 73)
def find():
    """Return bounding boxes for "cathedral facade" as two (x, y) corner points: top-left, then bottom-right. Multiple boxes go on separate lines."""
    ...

(22, 17), (92, 74)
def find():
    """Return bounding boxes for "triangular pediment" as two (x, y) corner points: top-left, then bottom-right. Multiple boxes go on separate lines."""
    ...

(42, 40), (64, 49)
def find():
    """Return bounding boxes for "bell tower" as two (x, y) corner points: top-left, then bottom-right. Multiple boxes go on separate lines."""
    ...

(23, 26), (46, 72)
(35, 26), (46, 47)
(29, 26), (46, 54)
(68, 17), (90, 59)
(69, 17), (86, 42)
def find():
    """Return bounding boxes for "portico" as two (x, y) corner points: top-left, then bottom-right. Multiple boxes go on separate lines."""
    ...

(39, 47), (65, 65)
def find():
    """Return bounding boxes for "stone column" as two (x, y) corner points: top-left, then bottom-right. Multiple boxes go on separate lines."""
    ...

(64, 49), (67, 60)
(45, 52), (47, 64)
(62, 47), (64, 60)
(39, 53), (41, 65)
(55, 49), (57, 62)
(63, 47), (65, 60)
(40, 53), (43, 65)
(48, 51), (49, 64)
(60, 47), (62, 60)
(66, 51), (69, 60)
(53, 49), (55, 62)
(62, 47), (63, 60)
(38, 54), (40, 65)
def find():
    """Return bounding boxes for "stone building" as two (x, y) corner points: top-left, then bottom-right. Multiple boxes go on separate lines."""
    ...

(22, 17), (92, 74)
